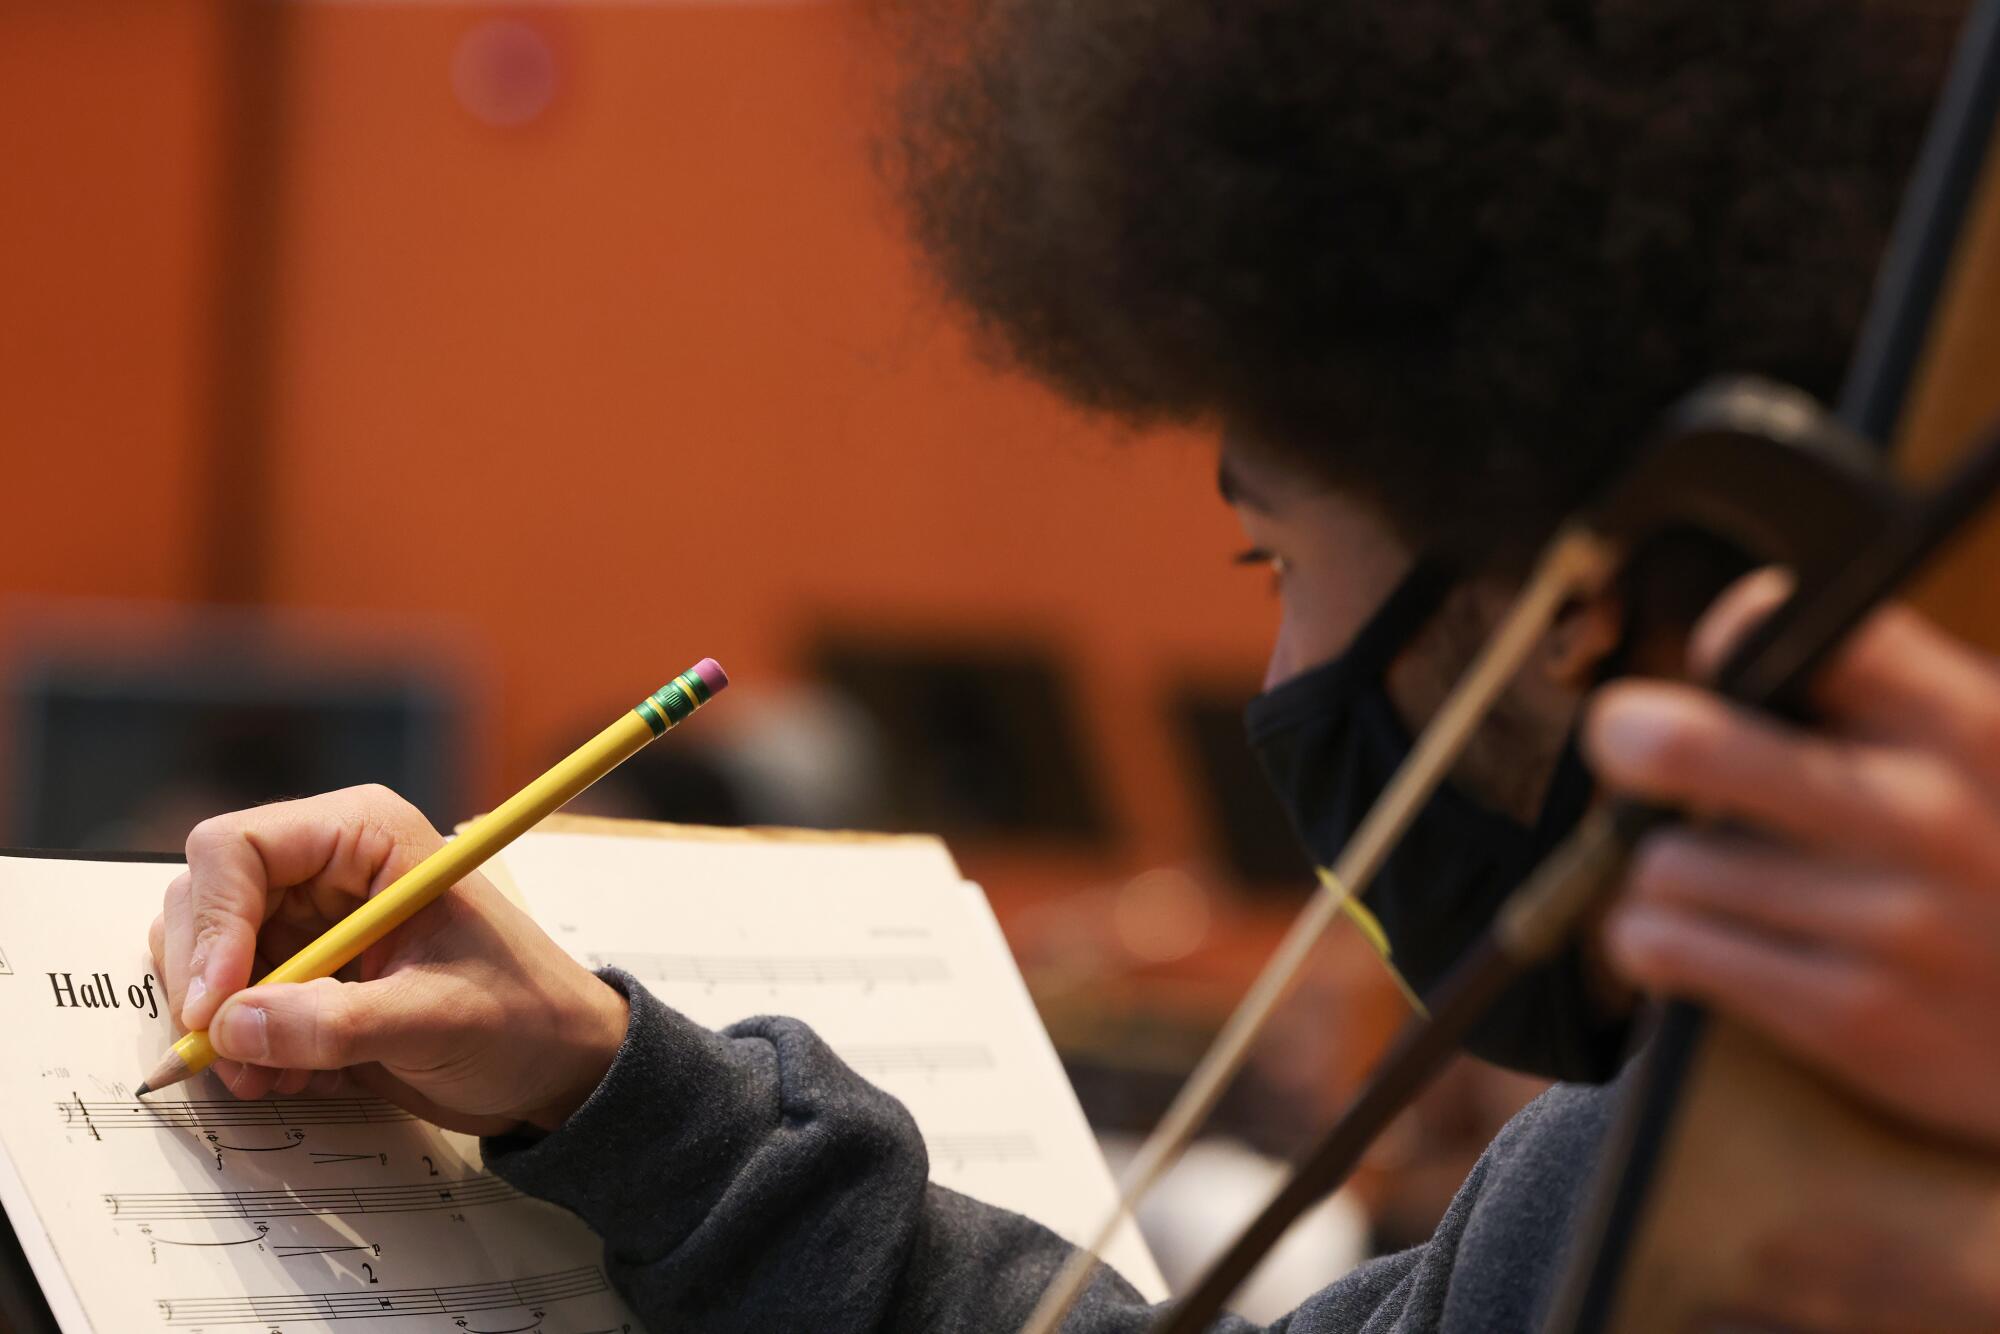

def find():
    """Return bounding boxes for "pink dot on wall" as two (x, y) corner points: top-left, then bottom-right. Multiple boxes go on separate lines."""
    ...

(451, 18), (561, 129)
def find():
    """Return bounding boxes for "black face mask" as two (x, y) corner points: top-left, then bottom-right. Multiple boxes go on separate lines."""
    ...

(1244, 561), (1633, 1083)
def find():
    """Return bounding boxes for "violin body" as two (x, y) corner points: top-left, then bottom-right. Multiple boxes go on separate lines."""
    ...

(1565, 40), (2000, 1332)
(1592, 1022), (2000, 1332)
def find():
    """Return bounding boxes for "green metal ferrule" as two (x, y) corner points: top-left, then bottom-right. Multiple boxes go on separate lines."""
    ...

(635, 668), (710, 736)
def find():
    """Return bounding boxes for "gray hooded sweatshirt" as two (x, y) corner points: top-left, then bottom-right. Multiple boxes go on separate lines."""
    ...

(484, 971), (1615, 1332)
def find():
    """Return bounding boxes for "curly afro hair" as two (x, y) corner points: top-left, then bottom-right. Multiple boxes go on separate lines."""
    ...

(884, 0), (1961, 557)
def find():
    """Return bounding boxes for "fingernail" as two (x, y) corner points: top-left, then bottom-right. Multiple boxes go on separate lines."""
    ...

(183, 976), (208, 1025)
(1593, 695), (1674, 767)
(215, 1003), (269, 1063)
(1606, 908), (1665, 972)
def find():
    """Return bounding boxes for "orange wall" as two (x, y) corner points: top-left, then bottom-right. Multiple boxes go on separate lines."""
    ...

(9, 2), (1996, 879)
(0, 3), (1275, 886)
(0, 2), (219, 603)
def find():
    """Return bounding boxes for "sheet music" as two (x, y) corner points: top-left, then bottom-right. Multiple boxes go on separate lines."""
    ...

(0, 831), (1161, 1331)
(0, 855), (641, 1334)
(499, 828), (1165, 1299)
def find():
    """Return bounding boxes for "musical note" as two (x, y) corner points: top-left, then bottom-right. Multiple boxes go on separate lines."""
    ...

(155, 1264), (607, 1325)
(69, 1092), (101, 1141)
(105, 1174), (521, 1222)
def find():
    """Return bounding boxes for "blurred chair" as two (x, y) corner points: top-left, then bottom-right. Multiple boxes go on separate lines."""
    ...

(6, 637), (461, 854)
(812, 635), (1111, 843)
(561, 683), (890, 831)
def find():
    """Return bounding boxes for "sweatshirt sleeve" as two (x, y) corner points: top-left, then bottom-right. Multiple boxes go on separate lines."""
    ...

(482, 970), (1432, 1333)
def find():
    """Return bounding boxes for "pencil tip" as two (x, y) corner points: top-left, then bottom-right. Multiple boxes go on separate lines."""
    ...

(138, 1048), (195, 1097)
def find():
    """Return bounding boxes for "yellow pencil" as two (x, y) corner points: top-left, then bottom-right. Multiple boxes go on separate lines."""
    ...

(136, 658), (730, 1097)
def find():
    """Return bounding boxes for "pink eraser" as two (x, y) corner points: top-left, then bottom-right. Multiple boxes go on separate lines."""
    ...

(692, 658), (730, 695)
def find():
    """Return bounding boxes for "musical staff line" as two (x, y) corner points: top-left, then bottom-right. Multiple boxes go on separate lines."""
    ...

(841, 1043), (995, 1078)
(590, 951), (950, 987)
(157, 1264), (606, 1325)
(61, 1097), (413, 1133)
(107, 1175), (520, 1222)
(931, 1132), (1038, 1166)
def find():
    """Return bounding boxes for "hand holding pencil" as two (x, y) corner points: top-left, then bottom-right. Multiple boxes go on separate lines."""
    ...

(142, 661), (726, 1134)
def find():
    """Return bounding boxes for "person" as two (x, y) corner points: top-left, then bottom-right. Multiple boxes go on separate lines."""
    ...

(151, 0), (2000, 1328)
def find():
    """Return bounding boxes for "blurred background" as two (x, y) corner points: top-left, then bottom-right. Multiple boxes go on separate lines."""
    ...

(8, 2), (1997, 1318)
